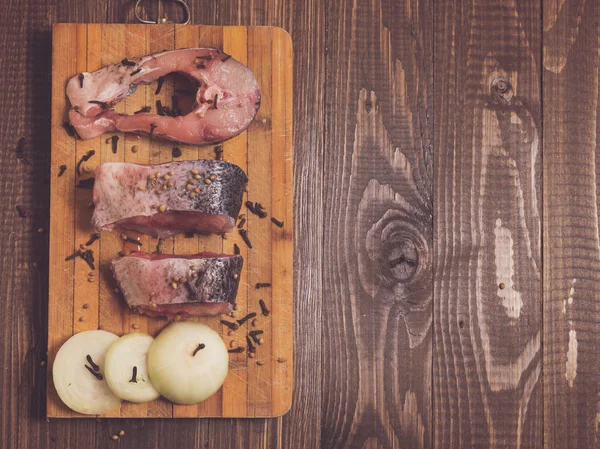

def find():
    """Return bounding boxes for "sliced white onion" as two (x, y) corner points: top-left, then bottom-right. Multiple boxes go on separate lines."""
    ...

(104, 333), (160, 403)
(147, 321), (229, 405)
(52, 330), (122, 415)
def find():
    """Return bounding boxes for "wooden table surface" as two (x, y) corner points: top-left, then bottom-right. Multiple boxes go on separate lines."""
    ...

(1, 0), (597, 448)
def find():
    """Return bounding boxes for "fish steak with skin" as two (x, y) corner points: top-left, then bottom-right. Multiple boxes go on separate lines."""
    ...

(67, 48), (260, 144)
(112, 252), (243, 318)
(91, 160), (247, 238)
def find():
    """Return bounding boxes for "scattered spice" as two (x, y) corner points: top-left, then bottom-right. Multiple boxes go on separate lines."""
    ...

(256, 283), (271, 289)
(228, 347), (244, 354)
(76, 150), (96, 176)
(78, 73), (84, 87)
(131, 145), (138, 153)
(58, 165), (67, 177)
(214, 146), (223, 160)
(16, 205), (29, 218)
(129, 366), (138, 383)
(79, 316), (86, 322)
(156, 100), (166, 116)
(233, 243), (240, 255)
(88, 100), (109, 109)
(237, 218), (246, 229)
(249, 352), (255, 359)
(134, 106), (152, 114)
(277, 357), (287, 363)
(87, 277), (95, 283)
(130, 67), (142, 76)
(82, 303), (90, 309)
(258, 338), (264, 345)
(245, 201), (267, 218)
(85, 364), (103, 380)
(237, 312), (257, 326)
(77, 178), (95, 189)
(86, 355), (100, 371)
(85, 233), (100, 246)
(121, 234), (142, 246)
(155, 76), (165, 95)
(65, 250), (81, 261)
(271, 217), (284, 228)
(132, 323), (140, 330)
(239, 229), (252, 248)
(172, 147), (182, 158)
(158, 205), (166, 212)
(246, 336), (256, 353)
(251, 319), (258, 327)
(259, 299), (270, 316)
(111, 135), (119, 154)
(121, 58), (136, 66)
(249, 330), (264, 344)
(220, 320), (239, 331)
(81, 249), (95, 270)
(192, 343), (206, 356)
(256, 360), (265, 366)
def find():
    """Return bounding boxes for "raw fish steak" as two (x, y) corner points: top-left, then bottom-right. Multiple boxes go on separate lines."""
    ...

(112, 252), (243, 318)
(92, 160), (247, 238)
(67, 48), (260, 144)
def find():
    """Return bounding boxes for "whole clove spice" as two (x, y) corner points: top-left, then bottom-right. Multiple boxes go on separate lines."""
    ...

(213, 94), (218, 109)
(63, 122), (80, 139)
(233, 243), (240, 255)
(220, 320), (239, 331)
(237, 218), (246, 229)
(214, 146), (223, 160)
(271, 217), (284, 228)
(172, 147), (182, 158)
(259, 299), (270, 316)
(86, 355), (100, 372)
(58, 165), (67, 177)
(85, 364), (103, 380)
(78, 73), (84, 87)
(192, 343), (206, 356)
(237, 312), (257, 326)
(129, 366), (138, 383)
(134, 106), (151, 114)
(239, 229), (252, 249)
(121, 58), (136, 66)
(149, 123), (157, 136)
(256, 283), (271, 289)
(249, 330), (264, 344)
(228, 347), (244, 354)
(246, 336), (256, 353)
(85, 233), (100, 246)
(121, 234), (142, 246)
(156, 100), (166, 116)
(111, 135), (119, 154)
(130, 67), (142, 76)
(155, 76), (165, 95)
(76, 150), (96, 176)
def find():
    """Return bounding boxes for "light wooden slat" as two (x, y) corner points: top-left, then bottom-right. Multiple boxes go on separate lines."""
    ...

(246, 26), (273, 417)
(48, 24), (293, 418)
(270, 27), (293, 417)
(48, 22), (78, 419)
(221, 25), (250, 418)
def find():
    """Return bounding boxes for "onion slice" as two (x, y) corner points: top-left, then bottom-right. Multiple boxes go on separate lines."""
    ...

(147, 321), (229, 404)
(52, 330), (122, 415)
(104, 333), (160, 403)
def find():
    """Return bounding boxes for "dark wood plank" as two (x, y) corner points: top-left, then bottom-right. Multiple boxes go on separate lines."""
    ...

(433, 0), (543, 448)
(542, 0), (600, 448)
(322, 0), (433, 447)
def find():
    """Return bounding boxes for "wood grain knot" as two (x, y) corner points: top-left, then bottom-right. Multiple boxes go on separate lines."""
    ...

(491, 76), (513, 104)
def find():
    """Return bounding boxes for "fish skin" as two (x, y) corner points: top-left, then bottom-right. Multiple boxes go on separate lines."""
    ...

(67, 48), (260, 144)
(92, 160), (247, 238)
(112, 252), (243, 318)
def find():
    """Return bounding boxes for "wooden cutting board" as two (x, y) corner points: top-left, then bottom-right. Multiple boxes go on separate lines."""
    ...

(48, 23), (293, 418)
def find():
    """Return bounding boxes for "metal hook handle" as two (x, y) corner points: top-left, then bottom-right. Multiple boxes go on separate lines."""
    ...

(135, 0), (191, 25)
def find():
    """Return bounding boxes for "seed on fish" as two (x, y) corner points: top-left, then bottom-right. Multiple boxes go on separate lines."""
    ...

(171, 282), (178, 289)
(186, 184), (193, 191)
(167, 181), (174, 187)
(192, 272), (199, 278)
(163, 174), (170, 180)
(197, 112), (205, 118)
(191, 169), (199, 175)
(162, 185), (168, 191)
(209, 174), (217, 181)
(180, 277), (187, 283)
(150, 291), (156, 296)
(194, 174), (202, 180)
(151, 303), (157, 309)
(158, 205), (166, 212)
(190, 265), (198, 270)
(204, 179), (212, 185)
(194, 187), (200, 193)
(189, 192), (196, 199)
(148, 174), (155, 180)
(230, 340), (238, 349)
(168, 171), (174, 176)
(187, 178), (195, 184)
(251, 319), (258, 327)
(156, 172), (161, 178)
(137, 185), (146, 191)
